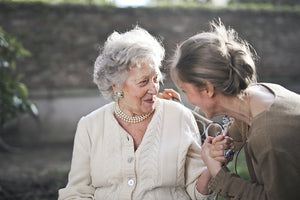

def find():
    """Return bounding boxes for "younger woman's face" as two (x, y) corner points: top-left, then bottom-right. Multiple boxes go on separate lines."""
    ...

(118, 63), (160, 116)
(179, 81), (216, 119)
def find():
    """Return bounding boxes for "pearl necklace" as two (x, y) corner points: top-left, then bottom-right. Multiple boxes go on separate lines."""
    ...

(114, 102), (153, 123)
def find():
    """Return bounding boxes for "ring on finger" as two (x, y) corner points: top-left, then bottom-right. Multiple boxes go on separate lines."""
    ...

(224, 149), (235, 159)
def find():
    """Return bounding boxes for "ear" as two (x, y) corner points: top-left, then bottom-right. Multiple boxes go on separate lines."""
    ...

(112, 84), (118, 94)
(205, 82), (215, 98)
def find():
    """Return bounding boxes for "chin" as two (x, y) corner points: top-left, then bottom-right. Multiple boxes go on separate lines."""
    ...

(145, 106), (155, 114)
(203, 111), (212, 119)
(142, 99), (156, 111)
(206, 111), (218, 120)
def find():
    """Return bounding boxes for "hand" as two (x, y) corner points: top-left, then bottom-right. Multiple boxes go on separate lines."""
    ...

(201, 137), (222, 177)
(158, 89), (181, 103)
(210, 135), (234, 164)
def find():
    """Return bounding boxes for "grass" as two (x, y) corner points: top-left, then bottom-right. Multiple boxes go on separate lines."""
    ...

(217, 149), (250, 200)
(227, 149), (250, 180)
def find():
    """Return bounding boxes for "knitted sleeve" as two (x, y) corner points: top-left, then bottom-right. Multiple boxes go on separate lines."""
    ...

(182, 109), (216, 200)
(58, 117), (95, 200)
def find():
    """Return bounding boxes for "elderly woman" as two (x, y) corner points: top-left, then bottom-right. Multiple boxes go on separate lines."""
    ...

(58, 27), (223, 200)
(169, 20), (300, 199)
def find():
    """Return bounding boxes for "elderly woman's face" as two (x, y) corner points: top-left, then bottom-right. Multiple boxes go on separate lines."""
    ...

(119, 63), (160, 116)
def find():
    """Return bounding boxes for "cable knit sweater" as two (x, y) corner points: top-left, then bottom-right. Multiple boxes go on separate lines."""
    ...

(58, 99), (215, 200)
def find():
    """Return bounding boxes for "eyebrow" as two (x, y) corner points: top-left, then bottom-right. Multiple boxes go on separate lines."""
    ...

(135, 72), (159, 82)
(135, 75), (149, 82)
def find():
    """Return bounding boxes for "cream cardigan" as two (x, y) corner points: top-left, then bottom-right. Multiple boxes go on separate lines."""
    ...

(58, 99), (215, 200)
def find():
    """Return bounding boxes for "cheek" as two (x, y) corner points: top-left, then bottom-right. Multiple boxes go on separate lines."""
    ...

(187, 93), (203, 108)
(124, 89), (140, 102)
(134, 88), (148, 98)
(190, 99), (200, 107)
(186, 93), (197, 105)
(155, 83), (160, 92)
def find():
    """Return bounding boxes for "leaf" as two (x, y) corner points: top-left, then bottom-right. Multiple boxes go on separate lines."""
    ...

(12, 95), (22, 107)
(17, 82), (29, 98)
(30, 103), (39, 116)
(0, 26), (37, 130)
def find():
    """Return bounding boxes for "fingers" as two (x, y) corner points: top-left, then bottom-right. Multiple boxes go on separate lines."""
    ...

(205, 136), (214, 144)
(163, 89), (180, 99)
(212, 156), (228, 163)
(212, 136), (234, 150)
(209, 136), (235, 163)
(158, 89), (181, 102)
(201, 137), (214, 155)
(212, 135), (225, 144)
(157, 92), (172, 100)
(209, 146), (224, 158)
(210, 149), (230, 163)
(200, 143), (223, 177)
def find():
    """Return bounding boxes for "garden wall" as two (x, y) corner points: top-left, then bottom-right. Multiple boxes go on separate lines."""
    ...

(0, 2), (299, 144)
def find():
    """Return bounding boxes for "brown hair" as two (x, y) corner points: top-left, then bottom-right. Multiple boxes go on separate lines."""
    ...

(170, 20), (257, 96)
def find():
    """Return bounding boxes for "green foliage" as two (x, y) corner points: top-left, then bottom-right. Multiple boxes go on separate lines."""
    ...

(0, 27), (38, 130)
(227, 149), (250, 180)
(217, 149), (250, 199)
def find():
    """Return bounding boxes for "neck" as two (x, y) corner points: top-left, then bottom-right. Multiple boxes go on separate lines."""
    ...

(218, 94), (253, 125)
(114, 101), (154, 124)
(118, 99), (139, 117)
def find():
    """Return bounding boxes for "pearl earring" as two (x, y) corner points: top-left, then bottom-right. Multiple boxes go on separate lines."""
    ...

(114, 91), (124, 101)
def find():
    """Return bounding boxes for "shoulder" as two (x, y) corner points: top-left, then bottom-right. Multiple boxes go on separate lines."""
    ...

(159, 99), (199, 138)
(74, 102), (115, 140)
(259, 83), (300, 100)
(80, 102), (115, 124)
(158, 99), (196, 124)
(253, 83), (300, 121)
(159, 98), (193, 116)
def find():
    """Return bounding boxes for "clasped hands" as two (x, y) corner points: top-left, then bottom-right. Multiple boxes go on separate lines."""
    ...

(158, 89), (234, 177)
(201, 135), (234, 177)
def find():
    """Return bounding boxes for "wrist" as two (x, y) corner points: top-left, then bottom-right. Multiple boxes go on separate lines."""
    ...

(209, 165), (222, 177)
(196, 169), (212, 195)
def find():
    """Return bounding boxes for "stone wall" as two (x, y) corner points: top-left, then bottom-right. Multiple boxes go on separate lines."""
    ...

(1, 2), (300, 93)
(1, 2), (299, 144)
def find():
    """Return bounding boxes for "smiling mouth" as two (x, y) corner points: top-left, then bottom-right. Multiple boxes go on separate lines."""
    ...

(144, 98), (155, 104)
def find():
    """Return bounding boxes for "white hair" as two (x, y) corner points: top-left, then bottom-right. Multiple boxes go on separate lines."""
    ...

(93, 26), (165, 100)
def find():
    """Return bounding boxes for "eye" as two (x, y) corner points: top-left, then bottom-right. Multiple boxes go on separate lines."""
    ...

(153, 76), (159, 83)
(139, 79), (148, 86)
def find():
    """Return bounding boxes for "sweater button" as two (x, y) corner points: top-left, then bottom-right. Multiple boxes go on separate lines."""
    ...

(127, 157), (134, 163)
(127, 179), (135, 186)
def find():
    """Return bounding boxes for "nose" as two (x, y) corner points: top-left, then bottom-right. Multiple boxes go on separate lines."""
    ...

(148, 80), (159, 95)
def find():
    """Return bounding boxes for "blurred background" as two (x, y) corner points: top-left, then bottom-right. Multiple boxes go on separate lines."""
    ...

(0, 0), (299, 199)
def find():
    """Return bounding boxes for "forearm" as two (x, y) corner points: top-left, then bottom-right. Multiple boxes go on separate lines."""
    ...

(209, 166), (266, 200)
(196, 169), (212, 195)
